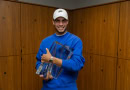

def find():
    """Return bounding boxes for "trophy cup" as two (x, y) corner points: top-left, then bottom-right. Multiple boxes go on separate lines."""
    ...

(36, 41), (73, 79)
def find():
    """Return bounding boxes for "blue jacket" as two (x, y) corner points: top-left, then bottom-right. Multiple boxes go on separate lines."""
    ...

(36, 32), (85, 90)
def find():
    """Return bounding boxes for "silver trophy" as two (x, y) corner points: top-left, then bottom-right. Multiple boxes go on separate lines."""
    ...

(36, 41), (73, 79)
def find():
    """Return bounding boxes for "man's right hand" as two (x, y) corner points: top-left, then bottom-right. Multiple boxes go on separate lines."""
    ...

(39, 72), (53, 81)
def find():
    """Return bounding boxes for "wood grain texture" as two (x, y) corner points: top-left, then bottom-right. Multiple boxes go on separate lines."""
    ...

(70, 3), (120, 57)
(117, 59), (130, 90)
(90, 55), (117, 90)
(21, 4), (55, 55)
(46, 7), (55, 35)
(0, 1), (21, 56)
(77, 54), (117, 90)
(70, 9), (88, 53)
(77, 52), (91, 90)
(22, 54), (42, 90)
(86, 3), (119, 57)
(0, 56), (21, 90)
(118, 1), (130, 59)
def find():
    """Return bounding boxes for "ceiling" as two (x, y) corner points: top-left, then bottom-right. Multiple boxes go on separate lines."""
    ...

(18, 0), (120, 10)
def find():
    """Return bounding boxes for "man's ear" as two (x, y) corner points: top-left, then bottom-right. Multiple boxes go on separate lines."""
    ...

(66, 20), (69, 25)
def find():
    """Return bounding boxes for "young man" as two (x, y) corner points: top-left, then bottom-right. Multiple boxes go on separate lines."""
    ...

(36, 8), (85, 90)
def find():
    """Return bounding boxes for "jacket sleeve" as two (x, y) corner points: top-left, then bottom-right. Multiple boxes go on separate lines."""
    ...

(61, 39), (85, 72)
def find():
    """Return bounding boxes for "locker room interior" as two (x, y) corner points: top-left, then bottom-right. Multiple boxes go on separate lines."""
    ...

(0, 0), (130, 90)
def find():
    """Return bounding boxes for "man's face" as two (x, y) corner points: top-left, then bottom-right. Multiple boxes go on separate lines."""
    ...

(53, 17), (68, 35)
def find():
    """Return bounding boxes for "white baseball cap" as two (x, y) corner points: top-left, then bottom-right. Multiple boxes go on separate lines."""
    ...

(53, 8), (68, 20)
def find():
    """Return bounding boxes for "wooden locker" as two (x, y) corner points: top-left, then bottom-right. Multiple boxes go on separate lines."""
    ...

(118, 1), (130, 59)
(46, 7), (55, 36)
(77, 54), (117, 90)
(117, 59), (130, 90)
(83, 3), (119, 57)
(0, 1), (21, 56)
(21, 4), (55, 55)
(0, 56), (21, 90)
(70, 9), (88, 53)
(77, 52), (91, 90)
(90, 55), (117, 90)
(22, 54), (42, 90)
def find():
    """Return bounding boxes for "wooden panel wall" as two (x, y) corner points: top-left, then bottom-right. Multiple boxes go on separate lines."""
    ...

(0, 1), (21, 90)
(78, 54), (117, 90)
(1, 0), (130, 90)
(77, 53), (90, 90)
(22, 54), (42, 90)
(117, 59), (130, 90)
(0, 56), (21, 90)
(21, 3), (55, 90)
(71, 1), (130, 90)
(21, 4), (55, 55)
(90, 55), (117, 90)
(47, 7), (56, 35)
(118, 1), (130, 59)
(70, 1), (128, 90)
(71, 3), (120, 57)
(70, 9), (88, 53)
(0, 1), (56, 90)
(117, 1), (130, 90)
(71, 4), (120, 90)
(0, 1), (21, 56)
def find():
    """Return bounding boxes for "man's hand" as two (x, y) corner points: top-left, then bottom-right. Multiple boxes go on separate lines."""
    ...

(39, 71), (53, 80)
(41, 48), (51, 62)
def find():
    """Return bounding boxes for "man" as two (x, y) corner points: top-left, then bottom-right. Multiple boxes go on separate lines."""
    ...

(36, 8), (85, 90)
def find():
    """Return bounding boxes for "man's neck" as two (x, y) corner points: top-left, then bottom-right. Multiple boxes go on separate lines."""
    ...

(55, 31), (67, 36)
